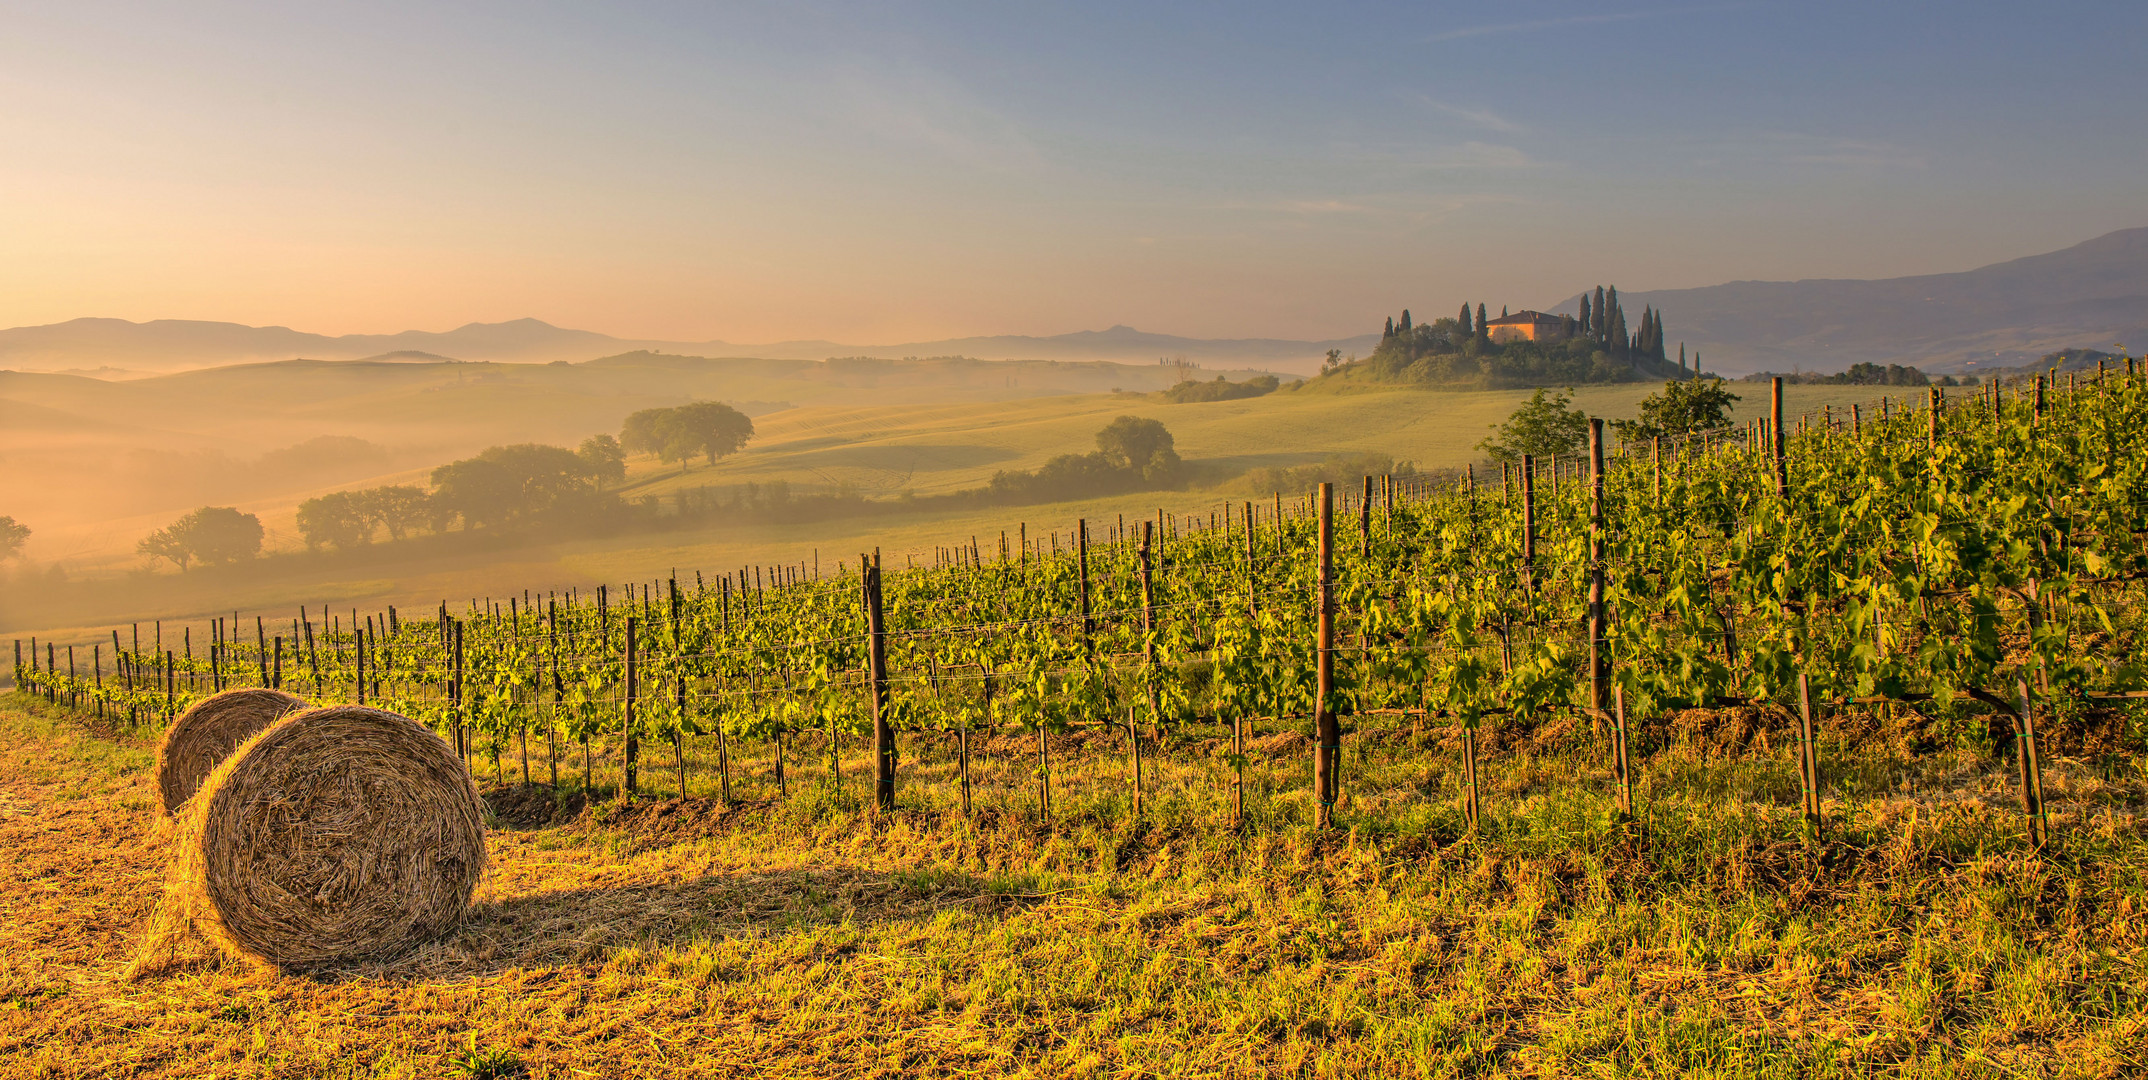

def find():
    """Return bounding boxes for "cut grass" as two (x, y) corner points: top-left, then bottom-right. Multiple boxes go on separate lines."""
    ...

(2, 693), (2142, 1077)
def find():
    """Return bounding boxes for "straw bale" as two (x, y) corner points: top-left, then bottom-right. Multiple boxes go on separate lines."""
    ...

(166, 705), (486, 970)
(155, 688), (307, 814)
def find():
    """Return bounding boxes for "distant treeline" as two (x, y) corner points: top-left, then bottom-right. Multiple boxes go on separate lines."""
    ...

(1158, 374), (1282, 403)
(293, 401), (750, 551)
(1743, 362), (1974, 387)
(285, 412), (1199, 557)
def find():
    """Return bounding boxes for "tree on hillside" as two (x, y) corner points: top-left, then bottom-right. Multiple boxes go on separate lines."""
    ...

(362, 485), (432, 540)
(1458, 303), (1473, 336)
(430, 458), (522, 530)
(667, 401), (756, 466)
(1476, 303), (1489, 342)
(621, 402), (755, 468)
(1477, 388), (1590, 463)
(139, 507), (263, 569)
(1612, 379), (1742, 442)
(0, 516), (28, 560)
(1095, 415), (1181, 480)
(296, 491), (374, 550)
(578, 434), (626, 489)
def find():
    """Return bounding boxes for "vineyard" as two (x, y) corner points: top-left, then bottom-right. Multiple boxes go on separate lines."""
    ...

(16, 366), (2148, 847)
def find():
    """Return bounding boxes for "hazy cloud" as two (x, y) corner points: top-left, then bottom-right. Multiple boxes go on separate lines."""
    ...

(1410, 96), (1525, 134)
(1425, 4), (1751, 44)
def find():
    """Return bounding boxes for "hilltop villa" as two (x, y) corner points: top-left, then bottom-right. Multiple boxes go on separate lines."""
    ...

(1481, 310), (1570, 343)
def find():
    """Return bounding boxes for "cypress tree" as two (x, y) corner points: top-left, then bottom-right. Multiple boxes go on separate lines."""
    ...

(1501, 305), (1509, 318)
(1383, 316), (1395, 340)
(1593, 286), (1607, 337)
(1579, 294), (1591, 334)
(1476, 303), (1489, 341)
(1679, 342), (1686, 374)
(1610, 305), (1629, 359)
(1459, 303), (1472, 335)
(1400, 309), (1412, 335)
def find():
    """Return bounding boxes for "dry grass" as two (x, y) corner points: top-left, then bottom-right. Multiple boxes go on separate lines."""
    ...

(2, 692), (2145, 1078)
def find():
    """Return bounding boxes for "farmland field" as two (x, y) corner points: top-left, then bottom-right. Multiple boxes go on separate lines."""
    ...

(4, 690), (2145, 1078)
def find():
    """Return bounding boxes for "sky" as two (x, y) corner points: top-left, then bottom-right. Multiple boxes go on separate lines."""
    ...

(2, 0), (2144, 343)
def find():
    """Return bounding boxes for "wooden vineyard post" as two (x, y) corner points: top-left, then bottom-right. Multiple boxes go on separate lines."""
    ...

(1588, 420), (1608, 728)
(354, 626), (366, 707)
(1795, 672), (1821, 838)
(2016, 680), (2050, 848)
(1359, 474), (1372, 558)
(256, 617), (269, 686)
(2034, 375), (2045, 423)
(92, 646), (103, 720)
(1771, 377), (1788, 498)
(1243, 501), (1257, 620)
(1612, 685), (1632, 821)
(1652, 436), (1663, 501)
(1139, 521), (1161, 742)
(1520, 455), (1538, 618)
(864, 549), (894, 811)
(1851, 403), (1861, 439)
(451, 620), (465, 763)
(1076, 518), (1094, 647)
(1461, 720), (1480, 834)
(1314, 482), (1339, 827)
(623, 615), (639, 801)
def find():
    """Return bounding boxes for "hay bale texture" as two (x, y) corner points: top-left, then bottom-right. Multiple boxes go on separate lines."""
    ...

(156, 687), (308, 814)
(169, 705), (487, 969)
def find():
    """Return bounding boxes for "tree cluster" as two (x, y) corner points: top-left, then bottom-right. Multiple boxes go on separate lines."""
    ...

(1747, 362), (1964, 387)
(1159, 374), (1281, 403)
(1355, 288), (1689, 390)
(986, 416), (1183, 503)
(294, 438), (629, 550)
(138, 507), (264, 570)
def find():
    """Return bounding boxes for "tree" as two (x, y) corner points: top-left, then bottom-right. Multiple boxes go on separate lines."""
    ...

(1458, 303), (1473, 336)
(620, 402), (754, 468)
(295, 491), (373, 550)
(430, 458), (521, 530)
(1094, 415), (1181, 480)
(1612, 379), (1742, 442)
(578, 434), (627, 489)
(1476, 303), (1489, 342)
(1399, 309), (1412, 335)
(362, 485), (432, 540)
(664, 401), (755, 466)
(1477, 388), (1591, 463)
(139, 506), (263, 569)
(1578, 294), (1590, 335)
(0, 516), (27, 560)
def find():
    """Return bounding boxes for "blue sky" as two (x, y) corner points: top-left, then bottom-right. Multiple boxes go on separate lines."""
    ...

(2, 1), (2143, 341)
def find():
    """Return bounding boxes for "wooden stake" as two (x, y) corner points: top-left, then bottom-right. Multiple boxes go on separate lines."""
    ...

(1314, 482), (1339, 827)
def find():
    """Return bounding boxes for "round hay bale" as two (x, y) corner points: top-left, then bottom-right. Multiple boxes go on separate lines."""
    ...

(155, 687), (308, 814)
(172, 705), (487, 969)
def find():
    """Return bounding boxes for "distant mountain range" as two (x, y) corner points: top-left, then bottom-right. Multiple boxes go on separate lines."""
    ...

(5, 226), (2140, 378)
(0, 317), (1377, 377)
(1565, 227), (2148, 375)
